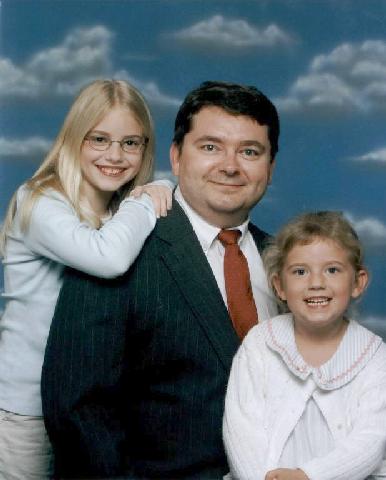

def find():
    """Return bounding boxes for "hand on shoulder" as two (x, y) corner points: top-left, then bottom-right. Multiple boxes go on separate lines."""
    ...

(130, 181), (173, 218)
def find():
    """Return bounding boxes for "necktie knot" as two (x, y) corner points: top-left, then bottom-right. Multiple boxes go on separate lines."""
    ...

(218, 229), (241, 247)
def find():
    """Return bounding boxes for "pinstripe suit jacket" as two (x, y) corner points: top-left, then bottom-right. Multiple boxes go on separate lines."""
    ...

(42, 200), (270, 479)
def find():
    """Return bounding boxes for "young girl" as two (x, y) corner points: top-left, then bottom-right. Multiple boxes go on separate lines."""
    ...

(0, 79), (173, 478)
(223, 211), (386, 480)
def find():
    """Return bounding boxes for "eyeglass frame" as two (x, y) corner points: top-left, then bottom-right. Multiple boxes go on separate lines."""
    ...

(84, 133), (149, 154)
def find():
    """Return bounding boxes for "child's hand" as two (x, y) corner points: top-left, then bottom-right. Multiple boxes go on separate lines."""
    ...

(265, 468), (309, 480)
(130, 184), (172, 218)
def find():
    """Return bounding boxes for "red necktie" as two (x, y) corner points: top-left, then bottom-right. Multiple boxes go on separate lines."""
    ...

(218, 229), (258, 339)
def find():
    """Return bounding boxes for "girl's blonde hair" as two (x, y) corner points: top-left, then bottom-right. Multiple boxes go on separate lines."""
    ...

(0, 79), (155, 254)
(262, 211), (367, 310)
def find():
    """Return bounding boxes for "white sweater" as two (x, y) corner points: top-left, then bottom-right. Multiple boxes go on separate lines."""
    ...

(223, 314), (386, 480)
(0, 185), (160, 416)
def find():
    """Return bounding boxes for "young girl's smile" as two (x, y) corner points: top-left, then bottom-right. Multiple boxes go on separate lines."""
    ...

(273, 237), (368, 335)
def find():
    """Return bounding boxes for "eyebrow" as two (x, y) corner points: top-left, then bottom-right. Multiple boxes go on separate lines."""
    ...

(88, 130), (142, 138)
(285, 260), (347, 269)
(239, 140), (266, 151)
(194, 135), (266, 150)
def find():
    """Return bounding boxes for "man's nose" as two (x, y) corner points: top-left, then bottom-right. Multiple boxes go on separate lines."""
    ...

(220, 149), (240, 175)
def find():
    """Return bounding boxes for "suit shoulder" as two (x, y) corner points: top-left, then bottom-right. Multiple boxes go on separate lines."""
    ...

(248, 222), (271, 251)
(248, 222), (270, 239)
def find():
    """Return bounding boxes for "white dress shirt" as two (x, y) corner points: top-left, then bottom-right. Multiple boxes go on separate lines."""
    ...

(174, 187), (278, 322)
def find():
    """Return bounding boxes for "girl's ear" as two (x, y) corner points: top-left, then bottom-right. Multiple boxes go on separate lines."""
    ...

(272, 274), (287, 301)
(351, 269), (369, 299)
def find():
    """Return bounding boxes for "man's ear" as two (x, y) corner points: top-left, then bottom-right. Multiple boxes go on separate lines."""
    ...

(170, 143), (180, 177)
(351, 269), (369, 299)
(272, 273), (286, 301)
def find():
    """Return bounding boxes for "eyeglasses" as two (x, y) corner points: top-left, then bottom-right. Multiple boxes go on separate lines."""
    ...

(84, 134), (149, 154)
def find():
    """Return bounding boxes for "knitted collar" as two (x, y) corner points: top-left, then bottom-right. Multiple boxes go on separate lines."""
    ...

(264, 314), (382, 390)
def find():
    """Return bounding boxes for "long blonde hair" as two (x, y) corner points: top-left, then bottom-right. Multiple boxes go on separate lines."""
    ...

(0, 79), (155, 255)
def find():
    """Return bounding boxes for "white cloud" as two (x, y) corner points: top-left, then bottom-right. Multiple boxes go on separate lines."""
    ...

(0, 136), (51, 159)
(169, 15), (293, 51)
(276, 40), (386, 114)
(140, 82), (181, 108)
(351, 147), (386, 166)
(0, 26), (179, 108)
(346, 213), (386, 248)
(115, 70), (181, 108)
(0, 26), (112, 100)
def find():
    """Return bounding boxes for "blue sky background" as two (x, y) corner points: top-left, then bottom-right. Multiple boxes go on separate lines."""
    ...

(1, 0), (385, 336)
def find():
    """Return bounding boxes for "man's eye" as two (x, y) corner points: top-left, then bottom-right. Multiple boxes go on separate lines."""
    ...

(201, 144), (217, 152)
(240, 148), (260, 157)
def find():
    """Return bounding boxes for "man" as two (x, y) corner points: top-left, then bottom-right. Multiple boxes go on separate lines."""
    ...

(42, 81), (280, 479)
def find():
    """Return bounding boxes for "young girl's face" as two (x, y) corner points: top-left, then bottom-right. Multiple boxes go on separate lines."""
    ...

(273, 237), (368, 334)
(80, 107), (145, 209)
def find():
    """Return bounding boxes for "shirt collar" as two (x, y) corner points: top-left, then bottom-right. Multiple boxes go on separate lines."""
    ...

(174, 186), (250, 254)
(263, 313), (383, 390)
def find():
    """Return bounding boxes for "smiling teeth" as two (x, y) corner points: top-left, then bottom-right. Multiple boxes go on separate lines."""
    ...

(98, 167), (124, 176)
(305, 298), (330, 306)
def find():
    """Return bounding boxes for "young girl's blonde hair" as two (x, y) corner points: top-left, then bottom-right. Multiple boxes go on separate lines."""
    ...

(263, 211), (367, 310)
(0, 79), (155, 255)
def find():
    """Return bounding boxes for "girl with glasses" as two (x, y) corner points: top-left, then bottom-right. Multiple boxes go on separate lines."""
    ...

(0, 79), (172, 478)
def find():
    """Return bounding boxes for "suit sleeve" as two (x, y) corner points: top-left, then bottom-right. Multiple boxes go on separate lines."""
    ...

(41, 267), (129, 478)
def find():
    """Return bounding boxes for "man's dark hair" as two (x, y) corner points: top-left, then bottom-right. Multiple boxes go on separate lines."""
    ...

(173, 80), (280, 159)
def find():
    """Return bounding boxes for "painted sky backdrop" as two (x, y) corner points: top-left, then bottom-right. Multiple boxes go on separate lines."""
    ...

(1, 0), (385, 335)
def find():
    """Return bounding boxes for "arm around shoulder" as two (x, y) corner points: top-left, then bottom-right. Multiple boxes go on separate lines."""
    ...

(23, 190), (156, 278)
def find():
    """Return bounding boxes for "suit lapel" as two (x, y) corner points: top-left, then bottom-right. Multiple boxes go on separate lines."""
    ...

(248, 222), (270, 254)
(155, 202), (239, 372)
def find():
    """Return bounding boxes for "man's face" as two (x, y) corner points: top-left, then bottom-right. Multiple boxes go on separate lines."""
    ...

(170, 106), (275, 228)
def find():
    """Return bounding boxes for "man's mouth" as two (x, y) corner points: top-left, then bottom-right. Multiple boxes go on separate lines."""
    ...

(304, 297), (331, 306)
(210, 180), (245, 187)
(97, 166), (126, 177)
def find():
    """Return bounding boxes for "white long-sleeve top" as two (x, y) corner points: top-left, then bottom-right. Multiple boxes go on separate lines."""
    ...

(223, 314), (386, 480)
(0, 185), (161, 416)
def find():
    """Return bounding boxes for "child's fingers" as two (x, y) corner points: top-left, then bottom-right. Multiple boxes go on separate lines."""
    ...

(151, 195), (162, 218)
(166, 190), (173, 210)
(132, 185), (172, 217)
(161, 195), (171, 217)
(155, 194), (166, 217)
(151, 189), (172, 217)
